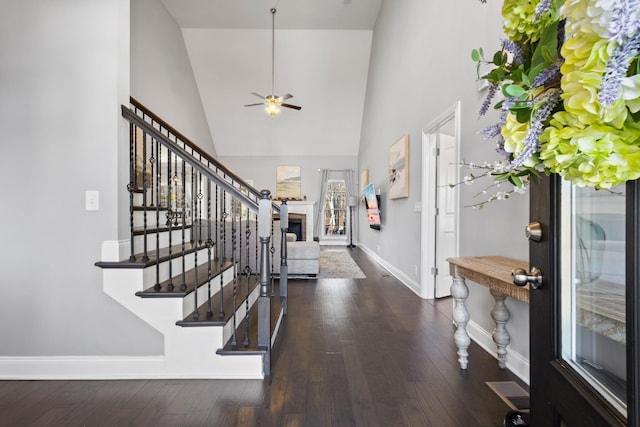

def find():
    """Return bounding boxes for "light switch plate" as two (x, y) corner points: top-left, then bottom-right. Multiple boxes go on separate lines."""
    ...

(86, 190), (99, 211)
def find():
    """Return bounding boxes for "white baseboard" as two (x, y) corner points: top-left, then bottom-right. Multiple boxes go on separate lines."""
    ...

(358, 244), (422, 297)
(0, 356), (263, 380)
(467, 320), (530, 385)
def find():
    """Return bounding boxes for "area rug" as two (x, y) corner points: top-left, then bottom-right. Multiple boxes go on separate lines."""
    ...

(317, 249), (366, 279)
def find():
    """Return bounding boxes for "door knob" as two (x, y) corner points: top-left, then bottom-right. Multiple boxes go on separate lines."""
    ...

(512, 267), (543, 289)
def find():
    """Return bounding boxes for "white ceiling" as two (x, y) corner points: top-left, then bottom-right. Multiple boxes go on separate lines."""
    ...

(160, 0), (382, 157)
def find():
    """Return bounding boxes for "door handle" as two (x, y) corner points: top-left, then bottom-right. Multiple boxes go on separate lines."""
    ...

(512, 267), (543, 289)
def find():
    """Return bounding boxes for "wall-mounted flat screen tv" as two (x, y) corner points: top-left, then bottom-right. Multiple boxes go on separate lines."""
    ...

(363, 183), (381, 230)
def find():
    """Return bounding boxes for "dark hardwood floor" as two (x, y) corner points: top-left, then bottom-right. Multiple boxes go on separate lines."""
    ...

(0, 247), (527, 426)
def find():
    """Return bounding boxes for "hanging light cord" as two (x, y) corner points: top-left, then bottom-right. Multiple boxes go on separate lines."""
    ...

(271, 8), (276, 97)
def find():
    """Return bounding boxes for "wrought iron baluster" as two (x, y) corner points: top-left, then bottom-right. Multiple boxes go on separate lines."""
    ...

(218, 189), (226, 319)
(270, 217), (275, 295)
(180, 159), (186, 290)
(173, 154), (179, 227)
(153, 140), (160, 290)
(128, 121), (136, 262)
(206, 180), (214, 317)
(215, 183), (219, 262)
(141, 130), (149, 262)
(192, 169), (203, 319)
(230, 197), (238, 348)
(166, 150), (174, 290)
(244, 207), (252, 347)
(149, 137), (155, 208)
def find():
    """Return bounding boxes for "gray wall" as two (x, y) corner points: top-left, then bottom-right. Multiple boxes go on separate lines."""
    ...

(358, 1), (530, 359)
(0, 0), (163, 356)
(130, 0), (215, 156)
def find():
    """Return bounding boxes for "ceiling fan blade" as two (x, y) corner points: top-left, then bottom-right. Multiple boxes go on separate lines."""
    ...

(250, 92), (266, 99)
(281, 103), (302, 110)
(244, 103), (265, 107)
(280, 93), (293, 100)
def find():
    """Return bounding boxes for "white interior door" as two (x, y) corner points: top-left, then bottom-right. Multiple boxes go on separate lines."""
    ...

(421, 102), (460, 299)
(434, 134), (457, 298)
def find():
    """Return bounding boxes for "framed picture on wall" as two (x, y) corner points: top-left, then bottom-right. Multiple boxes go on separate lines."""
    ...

(361, 168), (369, 190)
(276, 165), (301, 200)
(389, 134), (409, 199)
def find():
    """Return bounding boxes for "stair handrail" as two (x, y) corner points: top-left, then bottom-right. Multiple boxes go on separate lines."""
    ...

(122, 103), (276, 214)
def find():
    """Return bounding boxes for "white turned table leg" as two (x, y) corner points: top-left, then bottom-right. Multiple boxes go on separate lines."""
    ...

(451, 276), (470, 370)
(490, 289), (511, 369)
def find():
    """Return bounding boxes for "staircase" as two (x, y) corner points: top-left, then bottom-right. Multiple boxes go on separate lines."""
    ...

(95, 98), (290, 378)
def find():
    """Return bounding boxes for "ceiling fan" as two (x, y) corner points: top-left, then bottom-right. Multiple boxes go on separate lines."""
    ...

(244, 8), (302, 116)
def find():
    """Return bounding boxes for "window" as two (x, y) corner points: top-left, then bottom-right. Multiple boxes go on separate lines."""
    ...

(323, 180), (347, 238)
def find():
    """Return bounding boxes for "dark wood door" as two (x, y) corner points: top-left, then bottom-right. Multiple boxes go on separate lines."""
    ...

(529, 175), (639, 426)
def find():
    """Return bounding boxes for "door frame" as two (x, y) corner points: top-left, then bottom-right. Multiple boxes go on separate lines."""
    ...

(420, 102), (460, 299)
(529, 175), (640, 426)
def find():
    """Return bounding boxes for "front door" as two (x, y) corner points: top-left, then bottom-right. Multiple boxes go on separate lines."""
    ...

(528, 175), (640, 426)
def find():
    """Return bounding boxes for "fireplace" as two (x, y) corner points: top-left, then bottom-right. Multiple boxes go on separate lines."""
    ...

(276, 200), (316, 242)
(288, 218), (303, 241)
(283, 213), (306, 241)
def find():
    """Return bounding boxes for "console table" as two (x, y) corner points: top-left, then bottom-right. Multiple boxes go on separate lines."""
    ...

(447, 256), (529, 370)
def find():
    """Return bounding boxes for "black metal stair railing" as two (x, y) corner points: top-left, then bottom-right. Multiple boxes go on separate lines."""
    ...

(120, 97), (288, 376)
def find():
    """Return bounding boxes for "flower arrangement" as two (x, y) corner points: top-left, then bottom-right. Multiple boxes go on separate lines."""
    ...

(468, 0), (640, 208)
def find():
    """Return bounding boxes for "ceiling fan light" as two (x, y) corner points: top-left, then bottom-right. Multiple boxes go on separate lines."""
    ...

(266, 103), (280, 116)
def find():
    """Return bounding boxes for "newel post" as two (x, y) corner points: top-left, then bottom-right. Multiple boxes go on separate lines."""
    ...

(258, 190), (272, 375)
(279, 200), (288, 315)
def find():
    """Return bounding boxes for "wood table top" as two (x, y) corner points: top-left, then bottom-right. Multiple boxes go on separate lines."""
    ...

(447, 256), (530, 303)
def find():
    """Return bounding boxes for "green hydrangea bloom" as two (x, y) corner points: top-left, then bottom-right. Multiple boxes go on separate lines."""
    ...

(502, 0), (563, 42)
(541, 113), (640, 188)
(539, 0), (640, 188)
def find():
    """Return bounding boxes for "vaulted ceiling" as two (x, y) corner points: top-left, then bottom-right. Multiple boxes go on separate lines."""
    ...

(160, 0), (382, 157)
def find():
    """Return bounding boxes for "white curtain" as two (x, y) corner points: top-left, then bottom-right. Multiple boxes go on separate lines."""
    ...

(314, 169), (329, 239)
(343, 169), (357, 244)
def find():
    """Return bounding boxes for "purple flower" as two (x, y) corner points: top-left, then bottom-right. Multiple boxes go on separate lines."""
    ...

(481, 123), (502, 139)
(511, 90), (560, 167)
(532, 60), (561, 88)
(608, 0), (640, 44)
(495, 140), (508, 158)
(502, 39), (524, 66)
(599, 30), (640, 107)
(479, 82), (498, 117)
(534, 0), (553, 21)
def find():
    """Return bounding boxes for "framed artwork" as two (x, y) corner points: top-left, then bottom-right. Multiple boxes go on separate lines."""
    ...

(276, 165), (301, 200)
(361, 168), (369, 190)
(389, 134), (409, 199)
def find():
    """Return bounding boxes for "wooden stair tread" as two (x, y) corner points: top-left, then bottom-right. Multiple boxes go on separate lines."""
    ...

(132, 223), (193, 235)
(176, 274), (261, 327)
(135, 260), (234, 298)
(133, 205), (169, 211)
(217, 281), (285, 354)
(95, 241), (209, 269)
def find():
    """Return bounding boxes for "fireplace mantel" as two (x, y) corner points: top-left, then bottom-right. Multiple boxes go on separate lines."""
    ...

(276, 201), (316, 242)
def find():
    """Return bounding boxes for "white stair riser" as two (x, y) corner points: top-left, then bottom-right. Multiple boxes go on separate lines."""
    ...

(133, 229), (194, 253)
(222, 283), (260, 343)
(181, 267), (237, 318)
(133, 210), (171, 228)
